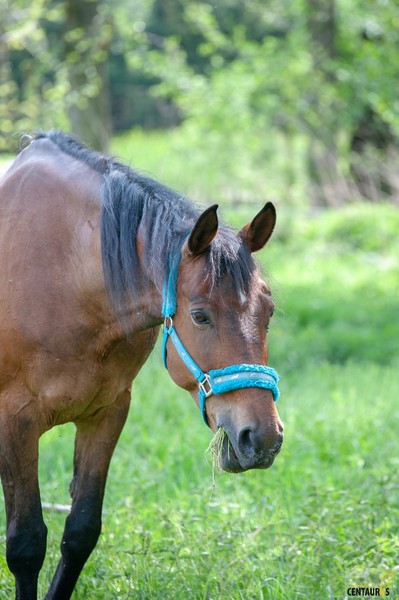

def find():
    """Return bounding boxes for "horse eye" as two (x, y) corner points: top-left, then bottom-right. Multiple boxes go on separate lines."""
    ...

(191, 310), (211, 326)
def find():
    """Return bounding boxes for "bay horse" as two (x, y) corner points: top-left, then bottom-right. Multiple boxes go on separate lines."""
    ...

(0, 131), (283, 600)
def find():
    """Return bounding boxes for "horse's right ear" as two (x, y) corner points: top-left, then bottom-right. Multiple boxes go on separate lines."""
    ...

(239, 202), (276, 253)
(185, 204), (219, 256)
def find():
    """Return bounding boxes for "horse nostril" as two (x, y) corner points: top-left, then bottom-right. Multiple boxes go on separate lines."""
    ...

(237, 426), (283, 459)
(237, 426), (256, 456)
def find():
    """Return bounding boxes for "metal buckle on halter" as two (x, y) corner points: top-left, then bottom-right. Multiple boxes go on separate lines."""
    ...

(163, 315), (173, 330)
(199, 373), (213, 399)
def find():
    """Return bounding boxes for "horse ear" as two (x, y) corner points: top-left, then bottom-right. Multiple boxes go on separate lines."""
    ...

(239, 202), (276, 253)
(186, 204), (219, 256)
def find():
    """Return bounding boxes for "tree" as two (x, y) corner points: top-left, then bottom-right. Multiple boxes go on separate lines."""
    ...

(144, 0), (399, 204)
(0, 0), (58, 151)
(1, 0), (157, 152)
(63, 0), (112, 151)
(2, 0), (399, 205)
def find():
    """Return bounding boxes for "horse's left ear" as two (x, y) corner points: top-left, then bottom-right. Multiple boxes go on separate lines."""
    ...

(186, 204), (219, 256)
(239, 202), (276, 252)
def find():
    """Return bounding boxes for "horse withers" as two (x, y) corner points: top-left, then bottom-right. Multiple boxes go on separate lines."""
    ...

(0, 131), (283, 599)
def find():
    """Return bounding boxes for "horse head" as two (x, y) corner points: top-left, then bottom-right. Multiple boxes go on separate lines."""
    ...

(163, 203), (284, 472)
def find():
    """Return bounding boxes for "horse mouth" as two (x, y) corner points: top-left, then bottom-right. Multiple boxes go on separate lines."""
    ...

(217, 429), (277, 473)
(219, 435), (244, 473)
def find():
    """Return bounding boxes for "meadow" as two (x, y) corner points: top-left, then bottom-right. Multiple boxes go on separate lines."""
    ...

(0, 130), (398, 599)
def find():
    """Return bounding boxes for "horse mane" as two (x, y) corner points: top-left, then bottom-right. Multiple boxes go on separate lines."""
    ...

(32, 130), (256, 318)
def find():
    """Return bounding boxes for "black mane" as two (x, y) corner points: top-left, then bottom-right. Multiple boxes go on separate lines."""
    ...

(33, 130), (256, 317)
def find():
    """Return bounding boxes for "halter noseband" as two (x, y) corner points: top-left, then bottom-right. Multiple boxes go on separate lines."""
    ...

(161, 248), (280, 428)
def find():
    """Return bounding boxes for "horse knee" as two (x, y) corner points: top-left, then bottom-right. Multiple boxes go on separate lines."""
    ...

(61, 512), (102, 565)
(6, 519), (47, 576)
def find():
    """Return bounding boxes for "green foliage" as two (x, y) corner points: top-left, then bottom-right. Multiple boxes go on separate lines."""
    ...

(0, 0), (67, 151)
(298, 203), (399, 253)
(1, 0), (178, 151)
(111, 124), (311, 206)
(143, 0), (399, 204)
(266, 203), (399, 369)
(2, 0), (399, 202)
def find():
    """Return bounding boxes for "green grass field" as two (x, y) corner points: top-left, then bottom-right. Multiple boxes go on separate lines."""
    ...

(0, 131), (398, 599)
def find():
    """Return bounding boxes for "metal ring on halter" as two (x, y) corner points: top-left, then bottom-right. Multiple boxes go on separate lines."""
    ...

(163, 315), (173, 329)
(198, 373), (213, 399)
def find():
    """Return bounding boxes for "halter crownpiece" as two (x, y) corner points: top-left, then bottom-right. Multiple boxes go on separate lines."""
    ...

(161, 248), (280, 428)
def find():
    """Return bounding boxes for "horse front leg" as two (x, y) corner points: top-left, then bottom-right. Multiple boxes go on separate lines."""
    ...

(0, 404), (47, 600)
(45, 390), (130, 600)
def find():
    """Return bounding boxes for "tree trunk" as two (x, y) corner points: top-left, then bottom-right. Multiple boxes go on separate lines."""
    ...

(64, 0), (112, 151)
(305, 0), (351, 206)
(350, 106), (397, 201)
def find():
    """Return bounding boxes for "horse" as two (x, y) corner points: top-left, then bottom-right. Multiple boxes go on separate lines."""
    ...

(0, 130), (283, 600)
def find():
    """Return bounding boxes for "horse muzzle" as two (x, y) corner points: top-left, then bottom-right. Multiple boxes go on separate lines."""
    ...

(217, 418), (284, 473)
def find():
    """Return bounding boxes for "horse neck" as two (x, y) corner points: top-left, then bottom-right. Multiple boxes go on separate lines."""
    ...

(130, 232), (166, 331)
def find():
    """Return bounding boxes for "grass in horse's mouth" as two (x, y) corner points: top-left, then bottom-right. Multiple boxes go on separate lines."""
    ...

(206, 427), (227, 486)
(205, 427), (234, 485)
(206, 427), (227, 468)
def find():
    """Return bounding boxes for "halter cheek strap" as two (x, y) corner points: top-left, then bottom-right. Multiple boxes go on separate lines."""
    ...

(161, 249), (280, 428)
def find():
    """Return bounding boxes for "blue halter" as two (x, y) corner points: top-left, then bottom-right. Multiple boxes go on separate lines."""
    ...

(161, 248), (280, 427)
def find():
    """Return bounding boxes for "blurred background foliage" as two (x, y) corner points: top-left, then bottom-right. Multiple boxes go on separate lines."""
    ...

(1, 0), (399, 206)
